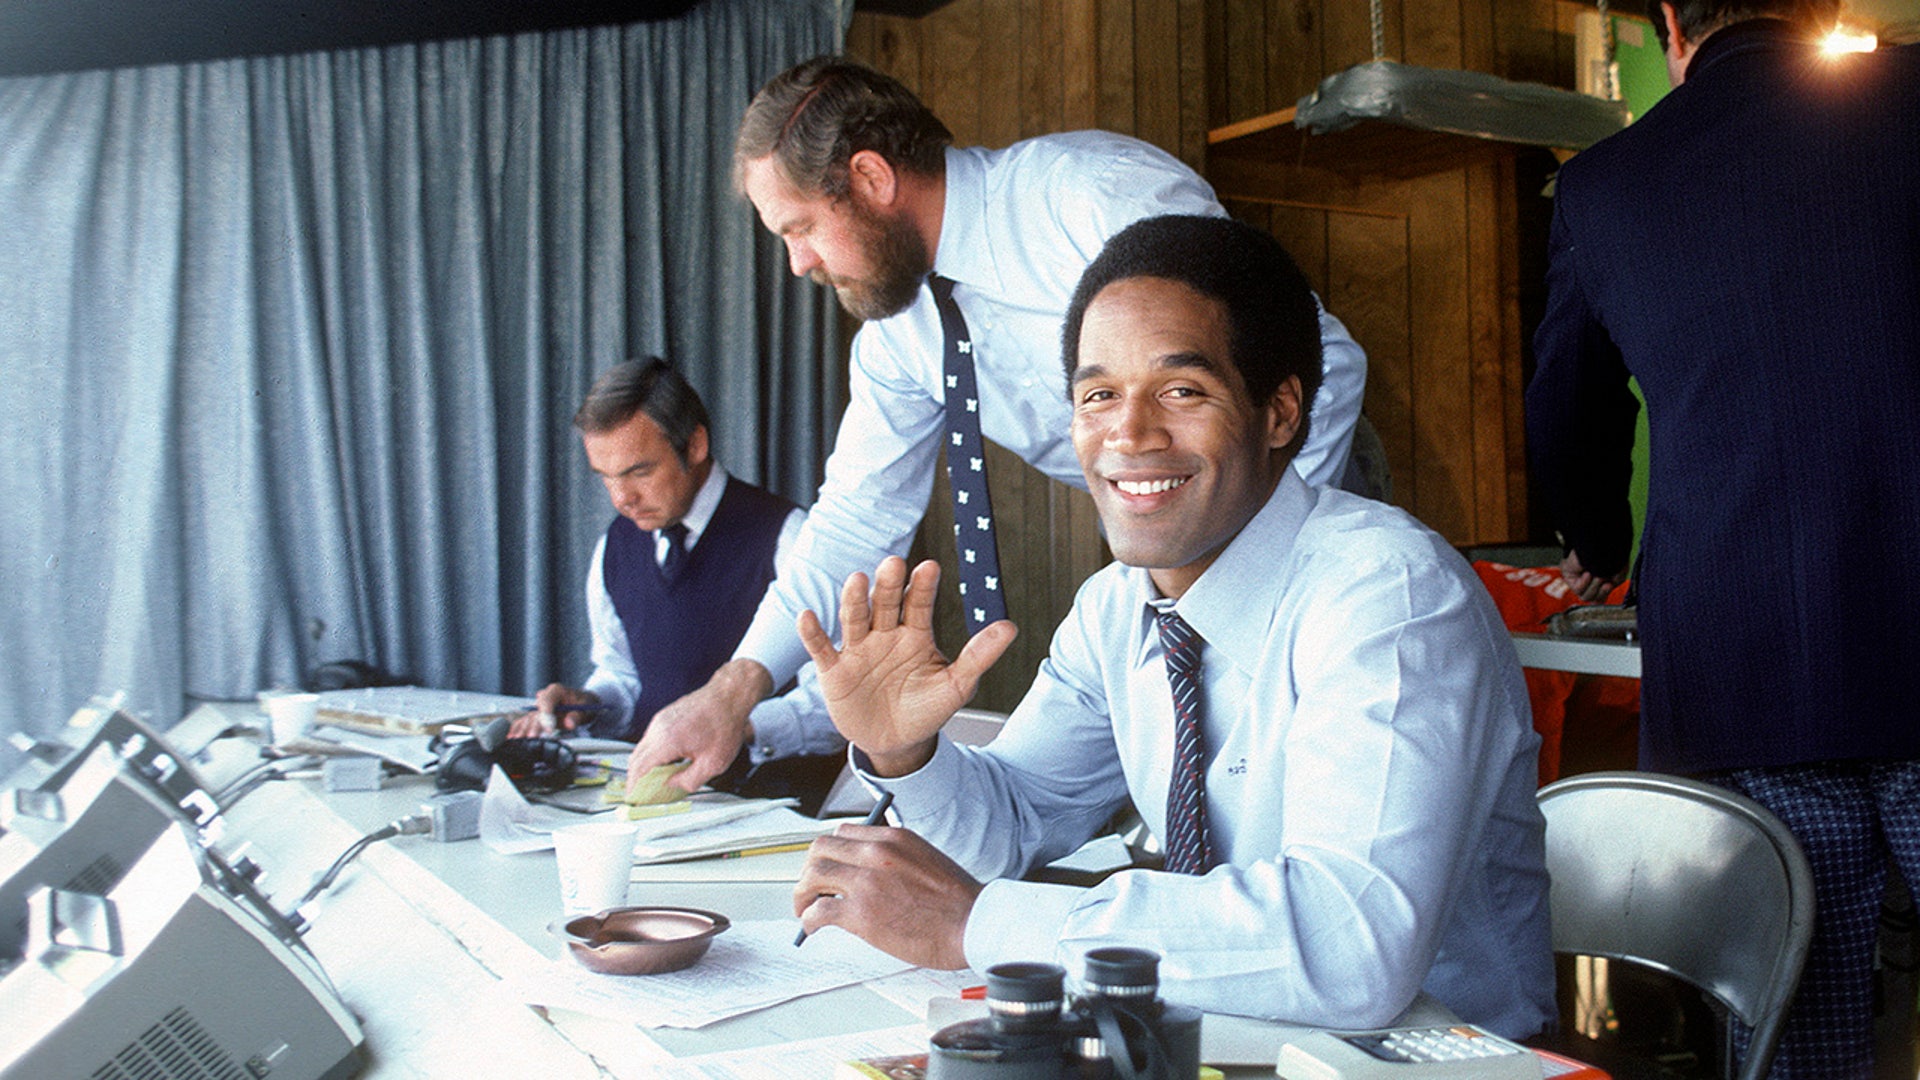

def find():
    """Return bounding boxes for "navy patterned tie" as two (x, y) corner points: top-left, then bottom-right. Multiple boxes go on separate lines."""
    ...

(658, 522), (689, 584)
(1156, 608), (1214, 874)
(928, 274), (1006, 635)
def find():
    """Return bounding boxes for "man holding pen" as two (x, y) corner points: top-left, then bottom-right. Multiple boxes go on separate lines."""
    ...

(512, 358), (845, 807)
(791, 217), (1551, 1036)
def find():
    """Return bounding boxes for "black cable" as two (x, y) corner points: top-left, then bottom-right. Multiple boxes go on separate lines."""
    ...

(296, 813), (432, 910)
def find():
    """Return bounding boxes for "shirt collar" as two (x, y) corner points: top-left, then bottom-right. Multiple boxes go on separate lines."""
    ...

(930, 146), (1007, 296)
(1686, 18), (1803, 81)
(674, 462), (730, 549)
(1130, 470), (1317, 675)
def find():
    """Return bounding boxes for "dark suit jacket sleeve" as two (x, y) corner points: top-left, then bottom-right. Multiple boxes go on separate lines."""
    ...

(1525, 191), (1640, 581)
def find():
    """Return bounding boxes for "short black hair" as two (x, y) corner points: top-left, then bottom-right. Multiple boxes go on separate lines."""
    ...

(1647, 0), (1838, 49)
(1062, 214), (1322, 457)
(573, 357), (709, 464)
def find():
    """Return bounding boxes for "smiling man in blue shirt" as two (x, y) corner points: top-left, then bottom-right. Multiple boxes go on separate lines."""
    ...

(790, 216), (1553, 1038)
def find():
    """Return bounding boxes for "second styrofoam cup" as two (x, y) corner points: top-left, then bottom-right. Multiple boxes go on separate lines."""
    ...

(264, 692), (320, 745)
(553, 821), (637, 915)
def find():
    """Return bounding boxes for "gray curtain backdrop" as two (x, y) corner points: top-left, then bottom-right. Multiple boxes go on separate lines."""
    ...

(0, 0), (848, 754)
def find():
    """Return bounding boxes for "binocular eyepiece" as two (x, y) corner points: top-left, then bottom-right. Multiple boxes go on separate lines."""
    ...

(928, 948), (1202, 1080)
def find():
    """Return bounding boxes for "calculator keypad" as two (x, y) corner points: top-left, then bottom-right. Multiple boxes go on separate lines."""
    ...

(1346, 1026), (1524, 1063)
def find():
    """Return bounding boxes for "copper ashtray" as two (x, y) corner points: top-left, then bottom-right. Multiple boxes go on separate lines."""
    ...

(551, 906), (730, 975)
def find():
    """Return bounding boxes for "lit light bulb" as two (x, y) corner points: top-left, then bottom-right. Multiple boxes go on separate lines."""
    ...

(1821, 26), (1878, 54)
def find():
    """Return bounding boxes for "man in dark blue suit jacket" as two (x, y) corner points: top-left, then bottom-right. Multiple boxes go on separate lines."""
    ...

(1528, 0), (1920, 1073)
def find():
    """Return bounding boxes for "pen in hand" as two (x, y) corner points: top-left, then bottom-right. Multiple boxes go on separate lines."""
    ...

(536, 701), (616, 734)
(793, 790), (894, 947)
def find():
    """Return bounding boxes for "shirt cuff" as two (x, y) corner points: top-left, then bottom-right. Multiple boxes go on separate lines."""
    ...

(964, 878), (1087, 974)
(580, 674), (636, 729)
(850, 733), (964, 798)
(744, 694), (843, 763)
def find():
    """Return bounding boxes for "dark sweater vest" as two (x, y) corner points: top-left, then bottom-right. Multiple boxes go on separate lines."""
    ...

(598, 476), (796, 741)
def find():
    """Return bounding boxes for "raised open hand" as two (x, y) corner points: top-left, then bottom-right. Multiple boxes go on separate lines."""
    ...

(797, 557), (1016, 776)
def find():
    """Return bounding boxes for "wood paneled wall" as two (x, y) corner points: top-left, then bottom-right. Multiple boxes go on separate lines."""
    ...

(1207, 0), (1566, 545)
(844, 0), (1566, 711)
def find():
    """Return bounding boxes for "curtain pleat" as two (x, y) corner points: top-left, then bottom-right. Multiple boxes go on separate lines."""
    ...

(0, 0), (848, 751)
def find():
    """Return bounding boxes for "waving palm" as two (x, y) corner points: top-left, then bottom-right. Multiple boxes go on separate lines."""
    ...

(798, 557), (1017, 775)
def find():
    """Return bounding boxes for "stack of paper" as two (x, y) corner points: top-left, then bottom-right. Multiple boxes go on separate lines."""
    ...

(631, 797), (837, 864)
(479, 780), (837, 862)
(288, 725), (437, 773)
(314, 685), (529, 736)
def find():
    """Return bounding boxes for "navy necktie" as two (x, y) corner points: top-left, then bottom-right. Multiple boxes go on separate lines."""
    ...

(1156, 608), (1214, 875)
(928, 274), (1006, 635)
(658, 522), (689, 584)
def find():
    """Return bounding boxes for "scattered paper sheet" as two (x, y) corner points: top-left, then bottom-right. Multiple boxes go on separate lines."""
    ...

(630, 795), (801, 842)
(283, 726), (438, 773)
(628, 848), (810, 884)
(620, 1023), (927, 1079)
(479, 766), (593, 853)
(504, 921), (912, 1029)
(633, 805), (836, 863)
(863, 966), (983, 1018)
(482, 784), (833, 860)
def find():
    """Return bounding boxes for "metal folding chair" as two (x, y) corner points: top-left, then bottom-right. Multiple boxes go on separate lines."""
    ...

(1538, 771), (1815, 1080)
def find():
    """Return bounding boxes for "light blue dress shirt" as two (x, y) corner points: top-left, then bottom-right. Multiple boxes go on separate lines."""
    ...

(862, 472), (1554, 1038)
(734, 132), (1370, 687)
(581, 465), (839, 758)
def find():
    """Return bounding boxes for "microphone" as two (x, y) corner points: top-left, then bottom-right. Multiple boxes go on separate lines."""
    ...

(474, 715), (512, 753)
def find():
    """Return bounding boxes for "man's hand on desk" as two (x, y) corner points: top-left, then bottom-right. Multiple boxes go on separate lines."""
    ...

(509, 684), (600, 739)
(1559, 550), (1627, 604)
(625, 657), (772, 797)
(794, 823), (979, 970)
(798, 557), (1017, 778)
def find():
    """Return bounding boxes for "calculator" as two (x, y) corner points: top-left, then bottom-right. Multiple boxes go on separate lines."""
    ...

(1275, 1025), (1542, 1080)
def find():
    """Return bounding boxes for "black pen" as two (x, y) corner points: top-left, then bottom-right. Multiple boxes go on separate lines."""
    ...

(794, 790), (894, 947)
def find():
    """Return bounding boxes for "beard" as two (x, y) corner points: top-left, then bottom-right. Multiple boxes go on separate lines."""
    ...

(818, 204), (932, 322)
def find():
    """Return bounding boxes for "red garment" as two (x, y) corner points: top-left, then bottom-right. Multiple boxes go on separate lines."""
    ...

(1472, 562), (1639, 785)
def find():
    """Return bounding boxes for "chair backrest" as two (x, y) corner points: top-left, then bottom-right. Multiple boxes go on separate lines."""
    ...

(1537, 771), (1815, 1080)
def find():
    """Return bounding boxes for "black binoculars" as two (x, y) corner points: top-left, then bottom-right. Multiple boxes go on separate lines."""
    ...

(927, 947), (1202, 1079)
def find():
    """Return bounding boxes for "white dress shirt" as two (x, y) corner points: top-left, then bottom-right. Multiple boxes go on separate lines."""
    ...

(582, 465), (839, 758)
(734, 132), (1370, 686)
(860, 472), (1554, 1038)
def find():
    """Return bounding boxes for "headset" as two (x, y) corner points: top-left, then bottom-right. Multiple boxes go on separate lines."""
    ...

(432, 717), (577, 795)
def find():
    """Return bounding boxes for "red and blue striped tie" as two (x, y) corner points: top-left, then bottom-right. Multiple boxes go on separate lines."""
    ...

(1157, 608), (1214, 875)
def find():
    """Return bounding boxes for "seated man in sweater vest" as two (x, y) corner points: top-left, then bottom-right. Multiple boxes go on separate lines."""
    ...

(511, 358), (846, 809)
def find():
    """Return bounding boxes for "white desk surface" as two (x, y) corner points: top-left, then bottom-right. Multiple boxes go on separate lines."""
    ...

(1510, 631), (1642, 679)
(222, 773), (930, 1078)
(187, 706), (1449, 1078)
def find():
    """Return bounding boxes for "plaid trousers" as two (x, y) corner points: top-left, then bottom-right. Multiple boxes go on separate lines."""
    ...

(1702, 760), (1920, 1080)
